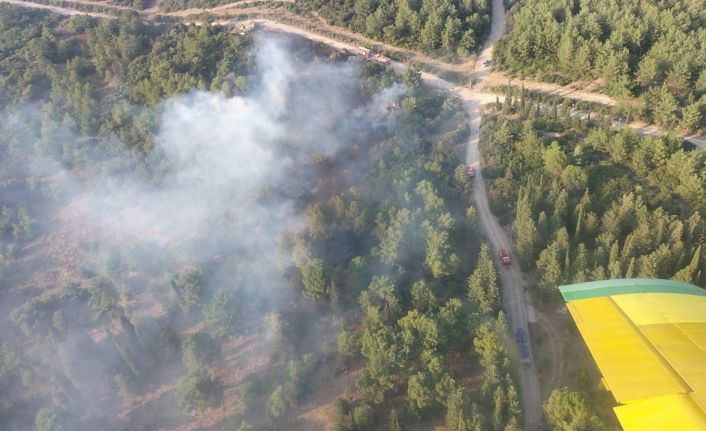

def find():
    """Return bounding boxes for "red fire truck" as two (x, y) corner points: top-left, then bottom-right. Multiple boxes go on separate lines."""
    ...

(466, 164), (475, 178)
(499, 248), (512, 266)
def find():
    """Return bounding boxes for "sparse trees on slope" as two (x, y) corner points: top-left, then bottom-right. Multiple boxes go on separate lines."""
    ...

(203, 290), (239, 338)
(177, 368), (223, 415)
(182, 331), (219, 371)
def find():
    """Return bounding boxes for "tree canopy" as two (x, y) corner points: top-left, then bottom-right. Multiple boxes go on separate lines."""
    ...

(304, 0), (491, 58)
(495, 0), (706, 131)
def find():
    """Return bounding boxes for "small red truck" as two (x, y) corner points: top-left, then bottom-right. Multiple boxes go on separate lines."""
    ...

(499, 248), (512, 266)
(466, 164), (475, 178)
(357, 46), (372, 58)
(373, 53), (390, 64)
(357, 47), (390, 64)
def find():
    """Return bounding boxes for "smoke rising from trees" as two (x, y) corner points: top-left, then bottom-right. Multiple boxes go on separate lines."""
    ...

(82, 36), (402, 265)
(3, 35), (404, 430)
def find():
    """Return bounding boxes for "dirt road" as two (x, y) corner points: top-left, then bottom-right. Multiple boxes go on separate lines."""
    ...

(0, 0), (112, 16)
(2, 0), (702, 428)
(5, 0), (706, 147)
(461, 1), (544, 428)
(480, 73), (618, 106)
(630, 121), (706, 150)
(0, 0), (548, 428)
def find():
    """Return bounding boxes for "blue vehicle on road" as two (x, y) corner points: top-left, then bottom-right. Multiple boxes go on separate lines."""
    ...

(516, 328), (531, 368)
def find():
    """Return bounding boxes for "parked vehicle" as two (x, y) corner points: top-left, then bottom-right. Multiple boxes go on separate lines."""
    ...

(357, 46), (371, 58)
(466, 164), (475, 178)
(516, 328), (530, 367)
(499, 248), (511, 265)
(373, 53), (390, 64)
(356, 47), (390, 64)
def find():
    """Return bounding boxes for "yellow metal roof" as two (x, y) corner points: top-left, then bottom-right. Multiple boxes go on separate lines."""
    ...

(560, 279), (706, 431)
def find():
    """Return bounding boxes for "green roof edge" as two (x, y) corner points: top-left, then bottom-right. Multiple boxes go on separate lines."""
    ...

(559, 278), (706, 302)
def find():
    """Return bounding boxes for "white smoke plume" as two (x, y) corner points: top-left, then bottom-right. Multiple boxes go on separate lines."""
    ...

(79, 36), (405, 264)
(2, 34), (407, 430)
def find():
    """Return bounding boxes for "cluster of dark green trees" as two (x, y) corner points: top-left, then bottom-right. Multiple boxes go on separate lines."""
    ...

(0, 23), (255, 420)
(0, 5), (255, 430)
(304, 0), (491, 58)
(0, 5), (250, 161)
(495, 0), (706, 131)
(481, 92), (706, 301)
(159, 0), (234, 12)
(543, 387), (602, 431)
(0, 4), (529, 430)
(273, 68), (522, 429)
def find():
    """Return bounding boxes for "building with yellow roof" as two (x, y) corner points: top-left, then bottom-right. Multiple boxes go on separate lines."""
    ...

(559, 279), (706, 431)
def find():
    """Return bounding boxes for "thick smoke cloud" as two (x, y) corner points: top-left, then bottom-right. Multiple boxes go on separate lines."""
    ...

(3, 35), (405, 430)
(81, 36), (402, 265)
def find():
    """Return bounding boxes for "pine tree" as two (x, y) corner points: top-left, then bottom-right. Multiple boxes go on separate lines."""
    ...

(388, 409), (402, 431)
(625, 257), (636, 279)
(681, 101), (703, 131)
(329, 281), (342, 310)
(512, 192), (539, 269)
(468, 244), (500, 315)
(301, 258), (332, 299)
(544, 387), (602, 430)
(492, 386), (505, 429)
(506, 383), (521, 420)
(537, 243), (562, 296)
(445, 388), (472, 431)
(572, 244), (588, 283)
(673, 245), (701, 283)
(466, 206), (480, 235)
(608, 242), (621, 279)
(574, 206), (584, 240)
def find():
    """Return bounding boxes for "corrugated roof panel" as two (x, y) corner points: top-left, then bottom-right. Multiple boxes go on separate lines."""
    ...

(614, 394), (706, 431)
(567, 297), (687, 402)
(680, 323), (706, 351)
(561, 279), (706, 431)
(613, 293), (706, 326)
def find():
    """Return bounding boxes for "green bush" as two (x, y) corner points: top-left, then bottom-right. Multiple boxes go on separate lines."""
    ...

(181, 331), (219, 370)
(351, 403), (374, 430)
(176, 368), (223, 414)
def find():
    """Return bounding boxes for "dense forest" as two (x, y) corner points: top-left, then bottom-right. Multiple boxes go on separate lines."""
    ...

(159, 0), (239, 12)
(302, 0), (492, 58)
(494, 0), (706, 131)
(0, 6), (251, 155)
(480, 92), (706, 300)
(0, 4), (522, 431)
(0, 4), (252, 429)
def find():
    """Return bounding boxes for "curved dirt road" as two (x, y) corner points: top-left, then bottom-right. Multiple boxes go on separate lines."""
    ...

(462, 1), (543, 429)
(0, 0), (547, 428)
(5, 0), (706, 150)
(254, 22), (553, 426)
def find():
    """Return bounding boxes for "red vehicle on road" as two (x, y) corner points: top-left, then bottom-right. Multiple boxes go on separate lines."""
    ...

(357, 46), (372, 58)
(373, 53), (390, 64)
(466, 164), (475, 178)
(499, 248), (512, 266)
